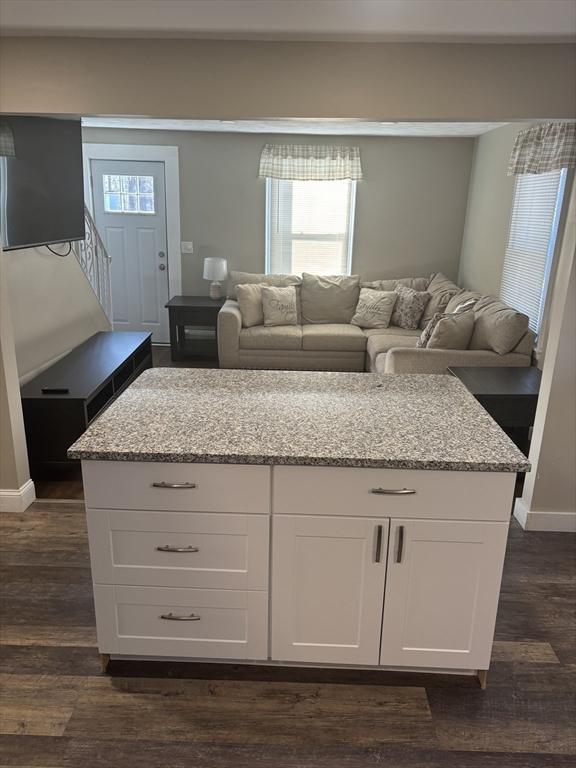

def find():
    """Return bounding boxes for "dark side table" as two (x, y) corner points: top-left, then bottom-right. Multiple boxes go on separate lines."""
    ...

(165, 296), (225, 362)
(448, 366), (541, 457)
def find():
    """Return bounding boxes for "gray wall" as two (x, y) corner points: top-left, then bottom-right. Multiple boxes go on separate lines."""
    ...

(458, 122), (532, 295)
(82, 129), (474, 295)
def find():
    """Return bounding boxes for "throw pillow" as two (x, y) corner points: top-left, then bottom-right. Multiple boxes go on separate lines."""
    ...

(390, 285), (431, 330)
(262, 286), (298, 327)
(427, 309), (475, 349)
(300, 273), (360, 324)
(350, 289), (397, 329)
(417, 312), (445, 348)
(236, 283), (264, 327)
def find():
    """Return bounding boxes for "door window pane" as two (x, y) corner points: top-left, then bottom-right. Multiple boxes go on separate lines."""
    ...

(102, 174), (155, 214)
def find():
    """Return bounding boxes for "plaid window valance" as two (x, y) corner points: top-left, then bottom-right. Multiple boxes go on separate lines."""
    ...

(508, 122), (576, 175)
(259, 144), (363, 180)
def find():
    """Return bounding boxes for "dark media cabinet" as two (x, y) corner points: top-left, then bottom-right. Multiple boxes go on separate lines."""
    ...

(21, 331), (152, 479)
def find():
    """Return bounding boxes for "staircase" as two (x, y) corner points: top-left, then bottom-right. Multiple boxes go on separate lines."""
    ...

(72, 206), (113, 322)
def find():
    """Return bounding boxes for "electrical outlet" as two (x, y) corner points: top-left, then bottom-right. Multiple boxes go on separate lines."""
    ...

(181, 241), (194, 254)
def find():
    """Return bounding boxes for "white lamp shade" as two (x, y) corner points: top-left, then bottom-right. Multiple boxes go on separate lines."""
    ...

(203, 257), (228, 281)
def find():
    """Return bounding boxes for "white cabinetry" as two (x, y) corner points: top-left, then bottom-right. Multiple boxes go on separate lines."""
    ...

(271, 516), (388, 665)
(380, 519), (509, 669)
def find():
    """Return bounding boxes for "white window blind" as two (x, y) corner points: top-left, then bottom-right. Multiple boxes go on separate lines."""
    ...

(266, 178), (356, 275)
(500, 168), (567, 334)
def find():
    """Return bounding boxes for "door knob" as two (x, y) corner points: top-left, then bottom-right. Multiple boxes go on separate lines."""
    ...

(158, 263), (166, 271)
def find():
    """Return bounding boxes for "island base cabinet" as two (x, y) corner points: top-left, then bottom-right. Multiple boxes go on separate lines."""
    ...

(272, 515), (389, 666)
(380, 519), (509, 670)
(93, 585), (268, 660)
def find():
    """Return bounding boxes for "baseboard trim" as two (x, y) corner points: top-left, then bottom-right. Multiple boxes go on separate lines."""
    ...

(0, 479), (36, 513)
(514, 498), (576, 532)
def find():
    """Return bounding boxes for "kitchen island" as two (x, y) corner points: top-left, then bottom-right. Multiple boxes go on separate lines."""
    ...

(69, 368), (529, 683)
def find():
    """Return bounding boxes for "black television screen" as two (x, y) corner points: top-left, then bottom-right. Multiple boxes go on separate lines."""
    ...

(0, 116), (85, 251)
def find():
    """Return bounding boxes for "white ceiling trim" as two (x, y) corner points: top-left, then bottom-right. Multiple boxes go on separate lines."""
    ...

(81, 118), (510, 137)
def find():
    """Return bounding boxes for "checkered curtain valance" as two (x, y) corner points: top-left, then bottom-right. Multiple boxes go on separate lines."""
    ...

(259, 144), (363, 180)
(508, 122), (576, 175)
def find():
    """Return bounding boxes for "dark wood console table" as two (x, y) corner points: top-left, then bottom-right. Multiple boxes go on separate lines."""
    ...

(21, 331), (152, 479)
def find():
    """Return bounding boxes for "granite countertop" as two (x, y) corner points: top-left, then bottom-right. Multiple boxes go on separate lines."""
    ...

(68, 368), (530, 472)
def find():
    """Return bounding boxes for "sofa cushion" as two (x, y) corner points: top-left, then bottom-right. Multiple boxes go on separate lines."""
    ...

(420, 272), (462, 328)
(228, 271), (301, 300)
(366, 330), (420, 358)
(236, 283), (264, 327)
(302, 324), (367, 352)
(350, 289), (397, 329)
(390, 285), (431, 330)
(301, 273), (360, 324)
(445, 290), (482, 314)
(361, 276), (429, 293)
(262, 285), (298, 327)
(239, 325), (303, 350)
(469, 296), (530, 355)
(426, 310), (475, 349)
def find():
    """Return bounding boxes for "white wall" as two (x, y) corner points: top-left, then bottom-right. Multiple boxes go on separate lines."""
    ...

(458, 122), (532, 295)
(82, 128), (474, 295)
(4, 247), (110, 383)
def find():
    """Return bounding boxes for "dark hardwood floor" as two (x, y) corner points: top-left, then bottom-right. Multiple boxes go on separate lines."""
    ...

(0, 501), (574, 767)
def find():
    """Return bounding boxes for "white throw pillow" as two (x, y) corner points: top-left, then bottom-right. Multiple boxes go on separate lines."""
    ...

(351, 289), (397, 329)
(262, 286), (298, 327)
(236, 283), (264, 327)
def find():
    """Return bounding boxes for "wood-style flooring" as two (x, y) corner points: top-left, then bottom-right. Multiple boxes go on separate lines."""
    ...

(0, 501), (575, 766)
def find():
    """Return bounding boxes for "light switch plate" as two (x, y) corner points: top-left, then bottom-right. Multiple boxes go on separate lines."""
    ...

(181, 241), (194, 254)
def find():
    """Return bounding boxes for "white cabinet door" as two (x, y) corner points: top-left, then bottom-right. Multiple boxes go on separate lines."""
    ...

(272, 516), (389, 665)
(380, 519), (509, 670)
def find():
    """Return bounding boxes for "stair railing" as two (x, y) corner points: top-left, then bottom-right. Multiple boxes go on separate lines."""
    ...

(72, 206), (113, 322)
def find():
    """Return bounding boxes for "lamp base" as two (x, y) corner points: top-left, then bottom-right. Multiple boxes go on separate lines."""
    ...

(209, 281), (223, 300)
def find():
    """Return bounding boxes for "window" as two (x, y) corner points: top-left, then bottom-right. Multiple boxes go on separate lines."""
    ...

(266, 178), (356, 275)
(500, 168), (567, 335)
(103, 174), (155, 214)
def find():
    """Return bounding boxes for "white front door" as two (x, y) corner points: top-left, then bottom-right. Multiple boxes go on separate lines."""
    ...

(91, 159), (169, 343)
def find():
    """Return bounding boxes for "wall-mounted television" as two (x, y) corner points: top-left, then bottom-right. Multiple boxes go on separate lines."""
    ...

(0, 116), (85, 251)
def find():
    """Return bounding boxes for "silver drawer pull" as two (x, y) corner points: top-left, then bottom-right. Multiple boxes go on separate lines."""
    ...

(152, 481), (197, 489)
(370, 487), (416, 495)
(156, 545), (200, 553)
(160, 612), (201, 621)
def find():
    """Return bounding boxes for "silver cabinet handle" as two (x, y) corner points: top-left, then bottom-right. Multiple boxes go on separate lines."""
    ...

(370, 488), (416, 495)
(152, 481), (197, 489)
(396, 525), (405, 563)
(160, 612), (201, 621)
(374, 524), (383, 563)
(156, 545), (200, 553)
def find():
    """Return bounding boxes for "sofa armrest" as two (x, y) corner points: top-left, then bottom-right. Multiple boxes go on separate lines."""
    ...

(217, 299), (242, 368)
(382, 347), (532, 374)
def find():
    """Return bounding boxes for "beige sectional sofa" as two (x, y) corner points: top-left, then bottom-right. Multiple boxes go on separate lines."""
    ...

(218, 271), (535, 374)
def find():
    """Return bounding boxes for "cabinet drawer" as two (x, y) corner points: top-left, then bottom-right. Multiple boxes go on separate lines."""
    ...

(87, 509), (269, 589)
(94, 585), (268, 659)
(273, 466), (514, 522)
(82, 461), (270, 513)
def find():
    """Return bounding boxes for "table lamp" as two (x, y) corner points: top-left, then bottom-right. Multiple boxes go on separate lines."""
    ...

(203, 257), (228, 299)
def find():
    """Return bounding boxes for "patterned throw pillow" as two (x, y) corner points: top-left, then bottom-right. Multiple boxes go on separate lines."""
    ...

(262, 286), (298, 327)
(390, 285), (431, 330)
(350, 289), (397, 329)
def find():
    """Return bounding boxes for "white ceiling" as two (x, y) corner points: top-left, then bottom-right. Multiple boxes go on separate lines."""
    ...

(2, 0), (575, 42)
(81, 118), (510, 137)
